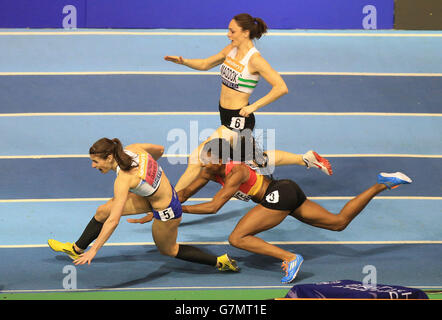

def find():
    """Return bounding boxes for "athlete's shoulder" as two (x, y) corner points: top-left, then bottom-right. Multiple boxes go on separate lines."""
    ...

(200, 167), (216, 180)
(220, 43), (235, 57)
(115, 168), (135, 186)
(125, 144), (146, 155)
(227, 162), (251, 179)
(249, 50), (266, 66)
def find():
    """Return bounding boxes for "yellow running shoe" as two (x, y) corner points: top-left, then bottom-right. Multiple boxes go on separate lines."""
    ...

(217, 253), (239, 272)
(48, 239), (81, 260)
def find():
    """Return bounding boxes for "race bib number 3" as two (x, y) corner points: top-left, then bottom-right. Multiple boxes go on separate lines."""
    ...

(230, 117), (245, 130)
(158, 207), (175, 221)
(265, 190), (280, 204)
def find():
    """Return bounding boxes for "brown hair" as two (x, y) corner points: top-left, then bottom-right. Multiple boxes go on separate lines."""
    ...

(233, 13), (268, 40)
(89, 137), (135, 171)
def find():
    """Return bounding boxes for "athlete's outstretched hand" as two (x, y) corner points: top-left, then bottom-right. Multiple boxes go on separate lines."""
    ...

(164, 56), (184, 65)
(126, 213), (154, 224)
(74, 249), (97, 265)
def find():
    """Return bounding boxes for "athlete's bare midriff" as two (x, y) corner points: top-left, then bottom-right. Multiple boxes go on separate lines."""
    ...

(219, 84), (250, 109)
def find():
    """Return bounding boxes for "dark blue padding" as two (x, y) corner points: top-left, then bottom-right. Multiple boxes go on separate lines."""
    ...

(286, 279), (429, 299)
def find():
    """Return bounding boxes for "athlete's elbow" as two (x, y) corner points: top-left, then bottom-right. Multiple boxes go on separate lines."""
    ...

(272, 85), (288, 99)
(152, 146), (164, 160)
(177, 191), (187, 203)
(201, 63), (213, 71)
(207, 207), (219, 214)
(158, 145), (165, 156)
(279, 84), (289, 96)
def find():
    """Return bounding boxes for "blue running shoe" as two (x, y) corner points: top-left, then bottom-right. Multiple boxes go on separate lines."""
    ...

(281, 254), (303, 284)
(377, 172), (412, 189)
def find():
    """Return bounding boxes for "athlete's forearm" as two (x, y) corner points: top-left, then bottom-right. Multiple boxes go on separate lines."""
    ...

(89, 219), (119, 253)
(182, 58), (212, 71)
(182, 202), (219, 215)
(251, 85), (289, 111)
(177, 190), (191, 203)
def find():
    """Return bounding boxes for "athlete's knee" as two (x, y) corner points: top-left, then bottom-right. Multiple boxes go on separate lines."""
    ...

(94, 201), (112, 223)
(329, 215), (349, 232)
(157, 243), (179, 257)
(228, 232), (246, 248)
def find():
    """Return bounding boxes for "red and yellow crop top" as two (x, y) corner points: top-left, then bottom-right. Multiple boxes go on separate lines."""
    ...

(214, 161), (264, 201)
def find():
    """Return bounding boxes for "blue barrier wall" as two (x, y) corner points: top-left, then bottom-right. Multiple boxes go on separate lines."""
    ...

(0, 0), (394, 29)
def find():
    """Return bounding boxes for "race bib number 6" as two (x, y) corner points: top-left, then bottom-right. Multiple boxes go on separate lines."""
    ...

(229, 117), (245, 130)
(158, 207), (175, 221)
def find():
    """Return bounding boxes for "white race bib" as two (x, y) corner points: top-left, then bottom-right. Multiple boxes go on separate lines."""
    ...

(158, 207), (175, 221)
(265, 191), (280, 204)
(233, 190), (251, 202)
(229, 117), (246, 130)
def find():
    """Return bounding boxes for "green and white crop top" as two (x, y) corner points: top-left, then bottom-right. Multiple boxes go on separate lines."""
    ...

(220, 47), (260, 94)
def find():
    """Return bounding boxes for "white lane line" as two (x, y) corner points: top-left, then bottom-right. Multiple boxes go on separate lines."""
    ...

(1, 30), (442, 37)
(0, 285), (294, 294)
(0, 196), (440, 203)
(1, 153), (441, 160)
(1, 111), (441, 117)
(0, 155), (90, 159)
(1, 71), (441, 76)
(2, 240), (442, 249)
(0, 198), (111, 203)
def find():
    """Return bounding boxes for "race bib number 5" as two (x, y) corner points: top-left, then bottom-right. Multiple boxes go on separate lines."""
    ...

(158, 207), (175, 221)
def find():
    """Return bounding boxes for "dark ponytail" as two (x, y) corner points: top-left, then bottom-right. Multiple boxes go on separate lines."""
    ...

(89, 137), (135, 171)
(111, 138), (135, 171)
(233, 13), (268, 40)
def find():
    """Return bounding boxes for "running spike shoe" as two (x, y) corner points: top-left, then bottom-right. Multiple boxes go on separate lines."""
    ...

(377, 172), (412, 189)
(48, 239), (81, 260)
(217, 253), (240, 272)
(303, 151), (333, 176)
(281, 254), (304, 284)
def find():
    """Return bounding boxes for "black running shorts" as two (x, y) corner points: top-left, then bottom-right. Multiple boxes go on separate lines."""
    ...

(219, 103), (255, 131)
(260, 179), (307, 212)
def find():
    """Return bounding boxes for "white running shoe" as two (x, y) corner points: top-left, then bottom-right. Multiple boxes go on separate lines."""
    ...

(303, 151), (333, 176)
(377, 172), (412, 189)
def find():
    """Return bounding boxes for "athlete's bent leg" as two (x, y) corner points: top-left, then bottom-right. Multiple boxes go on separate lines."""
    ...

(152, 218), (237, 270)
(228, 205), (296, 262)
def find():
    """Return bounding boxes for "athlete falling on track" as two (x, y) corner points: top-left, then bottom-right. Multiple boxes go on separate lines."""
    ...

(174, 139), (412, 283)
(48, 138), (238, 272)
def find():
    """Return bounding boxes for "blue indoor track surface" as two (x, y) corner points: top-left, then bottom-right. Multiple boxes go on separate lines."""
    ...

(1, 244), (441, 291)
(1, 75), (441, 113)
(0, 29), (441, 293)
